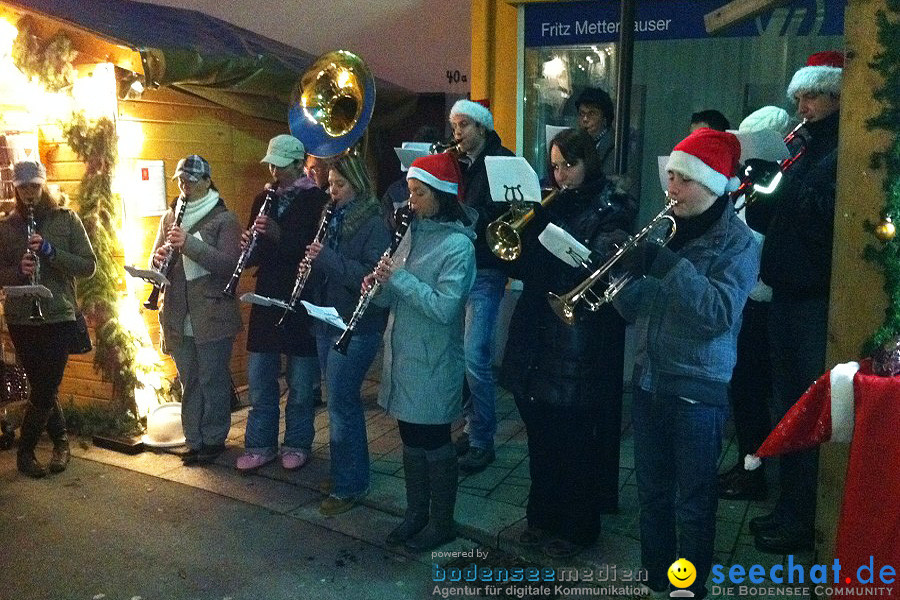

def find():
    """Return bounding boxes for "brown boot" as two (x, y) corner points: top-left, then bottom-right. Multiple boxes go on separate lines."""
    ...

(17, 451), (48, 478)
(48, 436), (70, 473)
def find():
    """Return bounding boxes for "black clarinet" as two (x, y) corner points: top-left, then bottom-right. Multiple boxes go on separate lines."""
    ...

(333, 206), (413, 355)
(276, 198), (337, 327)
(24, 204), (43, 321)
(144, 197), (187, 310)
(223, 182), (278, 298)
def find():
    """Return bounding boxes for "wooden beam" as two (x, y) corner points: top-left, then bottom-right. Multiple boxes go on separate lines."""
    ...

(704, 0), (792, 34)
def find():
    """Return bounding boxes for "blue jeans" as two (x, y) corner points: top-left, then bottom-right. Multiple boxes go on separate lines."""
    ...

(317, 331), (381, 498)
(463, 269), (506, 450)
(244, 352), (318, 454)
(632, 387), (727, 597)
(171, 336), (235, 450)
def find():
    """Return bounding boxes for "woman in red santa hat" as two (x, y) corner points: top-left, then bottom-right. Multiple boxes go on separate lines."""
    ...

(611, 128), (758, 598)
(364, 152), (477, 552)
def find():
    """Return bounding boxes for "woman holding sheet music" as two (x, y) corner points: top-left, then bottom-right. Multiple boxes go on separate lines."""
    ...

(0, 161), (95, 478)
(499, 129), (635, 558)
(303, 153), (390, 516)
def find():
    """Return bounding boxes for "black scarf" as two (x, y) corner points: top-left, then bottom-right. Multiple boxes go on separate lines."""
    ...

(668, 194), (728, 252)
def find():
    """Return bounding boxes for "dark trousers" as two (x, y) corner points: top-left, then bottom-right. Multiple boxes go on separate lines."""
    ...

(729, 299), (772, 459)
(8, 322), (73, 452)
(397, 421), (451, 451)
(515, 397), (605, 546)
(768, 295), (828, 531)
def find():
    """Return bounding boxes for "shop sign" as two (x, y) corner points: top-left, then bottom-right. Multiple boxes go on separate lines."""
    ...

(524, 0), (844, 47)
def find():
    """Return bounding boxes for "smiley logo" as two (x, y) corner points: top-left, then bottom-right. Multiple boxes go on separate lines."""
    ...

(667, 558), (696, 588)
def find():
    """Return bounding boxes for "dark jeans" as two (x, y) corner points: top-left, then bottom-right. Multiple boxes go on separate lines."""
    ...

(515, 397), (605, 546)
(632, 388), (727, 597)
(767, 295), (828, 531)
(397, 421), (451, 451)
(9, 321), (75, 451)
(729, 299), (772, 459)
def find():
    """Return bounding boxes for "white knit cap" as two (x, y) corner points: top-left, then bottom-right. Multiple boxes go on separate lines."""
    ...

(739, 106), (791, 136)
(786, 50), (844, 99)
(449, 99), (494, 131)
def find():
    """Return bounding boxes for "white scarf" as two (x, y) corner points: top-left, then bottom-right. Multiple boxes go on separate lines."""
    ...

(180, 189), (220, 281)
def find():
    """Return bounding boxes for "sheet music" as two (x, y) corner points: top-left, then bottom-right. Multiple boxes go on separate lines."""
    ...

(124, 265), (169, 288)
(538, 223), (591, 268)
(239, 293), (291, 310)
(484, 156), (543, 204)
(1, 284), (52, 298)
(300, 301), (347, 331)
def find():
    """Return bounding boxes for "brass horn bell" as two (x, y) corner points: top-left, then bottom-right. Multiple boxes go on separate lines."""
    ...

(289, 50), (376, 158)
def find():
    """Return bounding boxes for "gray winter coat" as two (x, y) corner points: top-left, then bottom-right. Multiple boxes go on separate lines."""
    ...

(376, 209), (477, 424)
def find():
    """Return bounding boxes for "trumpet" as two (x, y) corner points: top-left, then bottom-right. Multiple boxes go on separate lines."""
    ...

(733, 119), (807, 213)
(430, 140), (461, 155)
(223, 183), (278, 298)
(24, 204), (43, 321)
(334, 205), (413, 355)
(143, 197), (187, 310)
(486, 188), (561, 261)
(276, 198), (337, 327)
(547, 195), (678, 325)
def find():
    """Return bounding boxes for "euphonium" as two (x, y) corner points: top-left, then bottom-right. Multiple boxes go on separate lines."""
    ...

(733, 119), (807, 213)
(144, 197), (187, 310)
(223, 183), (277, 298)
(24, 204), (43, 322)
(547, 195), (678, 325)
(276, 198), (337, 327)
(333, 205), (413, 355)
(486, 188), (561, 261)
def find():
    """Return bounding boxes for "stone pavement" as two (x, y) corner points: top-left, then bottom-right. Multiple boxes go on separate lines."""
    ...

(62, 364), (817, 599)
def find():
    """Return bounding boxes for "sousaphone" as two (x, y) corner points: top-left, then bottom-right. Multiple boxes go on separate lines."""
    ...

(289, 50), (376, 157)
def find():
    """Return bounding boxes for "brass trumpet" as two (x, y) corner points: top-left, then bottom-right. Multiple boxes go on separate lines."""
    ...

(547, 195), (678, 325)
(486, 188), (561, 262)
(429, 140), (461, 155)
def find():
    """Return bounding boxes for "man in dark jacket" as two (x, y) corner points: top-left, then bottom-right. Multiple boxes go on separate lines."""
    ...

(236, 135), (329, 473)
(448, 100), (513, 474)
(748, 50), (843, 554)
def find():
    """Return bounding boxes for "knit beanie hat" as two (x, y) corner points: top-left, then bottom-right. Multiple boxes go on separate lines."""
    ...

(786, 50), (844, 99)
(665, 128), (742, 197)
(739, 106), (792, 136)
(407, 152), (461, 197)
(449, 99), (494, 132)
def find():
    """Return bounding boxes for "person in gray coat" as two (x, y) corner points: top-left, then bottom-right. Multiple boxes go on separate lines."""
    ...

(365, 152), (476, 552)
(151, 155), (242, 465)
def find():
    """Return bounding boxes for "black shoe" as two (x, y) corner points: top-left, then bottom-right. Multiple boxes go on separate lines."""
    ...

(48, 437), (71, 474)
(718, 467), (767, 501)
(453, 433), (470, 457)
(194, 444), (226, 464)
(754, 525), (814, 554)
(181, 448), (202, 465)
(17, 452), (48, 478)
(458, 446), (495, 475)
(748, 512), (781, 536)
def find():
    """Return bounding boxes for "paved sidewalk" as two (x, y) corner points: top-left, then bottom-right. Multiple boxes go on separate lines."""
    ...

(63, 363), (816, 599)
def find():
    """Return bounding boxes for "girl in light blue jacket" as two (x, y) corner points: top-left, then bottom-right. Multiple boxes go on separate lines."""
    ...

(365, 153), (476, 552)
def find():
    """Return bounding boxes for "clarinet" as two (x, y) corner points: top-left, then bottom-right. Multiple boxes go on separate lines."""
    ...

(276, 198), (337, 327)
(24, 204), (43, 321)
(333, 206), (413, 355)
(144, 197), (187, 310)
(223, 182), (278, 298)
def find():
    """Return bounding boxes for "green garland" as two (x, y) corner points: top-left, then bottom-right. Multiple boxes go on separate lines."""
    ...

(62, 114), (140, 420)
(11, 17), (76, 92)
(863, 0), (900, 352)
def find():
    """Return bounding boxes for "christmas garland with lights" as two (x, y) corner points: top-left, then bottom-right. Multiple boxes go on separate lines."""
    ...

(863, 0), (900, 353)
(62, 114), (140, 420)
(11, 17), (76, 92)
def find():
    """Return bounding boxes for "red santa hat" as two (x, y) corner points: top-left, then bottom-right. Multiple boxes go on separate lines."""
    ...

(745, 361), (859, 471)
(450, 99), (494, 132)
(664, 128), (742, 196)
(786, 50), (844, 99)
(407, 152), (461, 197)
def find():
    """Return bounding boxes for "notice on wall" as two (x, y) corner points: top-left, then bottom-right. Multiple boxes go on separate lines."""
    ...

(524, 0), (844, 47)
(129, 159), (167, 217)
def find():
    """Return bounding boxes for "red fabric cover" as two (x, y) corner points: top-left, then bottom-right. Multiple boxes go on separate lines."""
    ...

(833, 360), (900, 597)
(755, 370), (833, 458)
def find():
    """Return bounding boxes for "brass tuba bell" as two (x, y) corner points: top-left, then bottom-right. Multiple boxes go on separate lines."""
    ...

(288, 50), (376, 158)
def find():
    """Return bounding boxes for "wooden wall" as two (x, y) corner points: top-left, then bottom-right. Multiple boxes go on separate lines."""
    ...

(32, 85), (284, 408)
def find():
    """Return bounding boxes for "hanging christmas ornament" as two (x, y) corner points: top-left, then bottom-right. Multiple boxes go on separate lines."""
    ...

(874, 214), (896, 242)
(872, 334), (900, 376)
